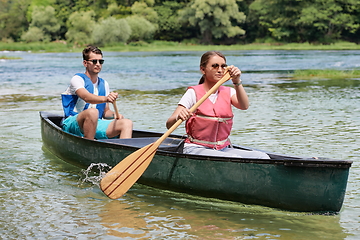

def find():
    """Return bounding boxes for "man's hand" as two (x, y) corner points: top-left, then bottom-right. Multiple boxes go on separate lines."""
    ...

(106, 92), (118, 103)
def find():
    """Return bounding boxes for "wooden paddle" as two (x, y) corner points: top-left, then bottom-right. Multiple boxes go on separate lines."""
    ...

(112, 100), (120, 119)
(100, 70), (232, 199)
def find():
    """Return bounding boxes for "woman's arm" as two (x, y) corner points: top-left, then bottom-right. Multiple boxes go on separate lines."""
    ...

(166, 89), (196, 129)
(166, 105), (193, 129)
(231, 84), (249, 110)
(227, 65), (249, 110)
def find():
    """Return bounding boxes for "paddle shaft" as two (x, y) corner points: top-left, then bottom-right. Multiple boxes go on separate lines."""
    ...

(112, 101), (120, 119)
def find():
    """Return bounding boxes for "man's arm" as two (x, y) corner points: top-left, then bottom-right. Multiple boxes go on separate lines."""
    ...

(75, 88), (108, 104)
(76, 85), (120, 117)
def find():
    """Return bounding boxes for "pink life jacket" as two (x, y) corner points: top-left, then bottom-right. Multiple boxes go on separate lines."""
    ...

(185, 84), (233, 150)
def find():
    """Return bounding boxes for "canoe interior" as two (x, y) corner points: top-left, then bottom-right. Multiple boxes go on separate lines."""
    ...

(42, 111), (352, 168)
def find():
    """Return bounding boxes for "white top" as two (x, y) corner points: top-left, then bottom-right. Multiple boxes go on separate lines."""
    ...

(178, 88), (236, 109)
(63, 75), (110, 114)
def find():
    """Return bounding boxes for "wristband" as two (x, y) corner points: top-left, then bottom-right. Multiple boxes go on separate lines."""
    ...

(233, 79), (242, 86)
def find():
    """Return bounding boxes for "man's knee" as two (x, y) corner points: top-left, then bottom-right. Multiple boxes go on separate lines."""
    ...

(115, 118), (133, 133)
(84, 108), (99, 117)
(79, 108), (99, 121)
(121, 118), (133, 129)
(77, 108), (99, 126)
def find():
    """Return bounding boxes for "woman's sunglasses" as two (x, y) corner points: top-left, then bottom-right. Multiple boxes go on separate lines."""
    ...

(211, 63), (227, 69)
(87, 59), (105, 64)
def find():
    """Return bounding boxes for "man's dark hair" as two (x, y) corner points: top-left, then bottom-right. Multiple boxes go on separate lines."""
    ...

(82, 45), (102, 60)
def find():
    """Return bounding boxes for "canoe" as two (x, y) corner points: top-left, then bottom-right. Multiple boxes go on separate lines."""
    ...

(40, 111), (352, 213)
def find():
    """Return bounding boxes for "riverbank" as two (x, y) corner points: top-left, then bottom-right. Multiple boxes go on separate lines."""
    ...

(293, 69), (360, 79)
(0, 40), (359, 53)
(0, 55), (21, 59)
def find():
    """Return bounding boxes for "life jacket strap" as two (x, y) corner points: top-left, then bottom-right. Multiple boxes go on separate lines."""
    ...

(196, 114), (232, 123)
(187, 135), (229, 146)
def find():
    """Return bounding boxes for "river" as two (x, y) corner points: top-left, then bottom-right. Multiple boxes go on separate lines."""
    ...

(0, 49), (359, 239)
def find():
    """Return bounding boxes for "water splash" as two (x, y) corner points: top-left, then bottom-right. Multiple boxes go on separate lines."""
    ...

(81, 163), (112, 186)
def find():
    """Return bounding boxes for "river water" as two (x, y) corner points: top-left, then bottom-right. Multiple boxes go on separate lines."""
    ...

(0, 49), (359, 239)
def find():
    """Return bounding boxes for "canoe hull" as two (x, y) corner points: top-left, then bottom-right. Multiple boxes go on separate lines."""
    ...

(40, 112), (351, 212)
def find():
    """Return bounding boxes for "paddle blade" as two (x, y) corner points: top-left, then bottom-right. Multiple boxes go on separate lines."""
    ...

(100, 143), (158, 199)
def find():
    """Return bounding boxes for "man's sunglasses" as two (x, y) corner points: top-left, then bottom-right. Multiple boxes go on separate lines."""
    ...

(212, 63), (227, 69)
(87, 59), (104, 64)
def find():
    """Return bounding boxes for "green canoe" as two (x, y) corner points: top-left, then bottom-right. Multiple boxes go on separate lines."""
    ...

(40, 111), (352, 213)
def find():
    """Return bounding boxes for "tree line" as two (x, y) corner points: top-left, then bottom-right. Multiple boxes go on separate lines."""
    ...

(1, 0), (359, 46)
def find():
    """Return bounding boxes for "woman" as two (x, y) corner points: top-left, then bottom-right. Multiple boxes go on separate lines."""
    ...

(166, 51), (269, 159)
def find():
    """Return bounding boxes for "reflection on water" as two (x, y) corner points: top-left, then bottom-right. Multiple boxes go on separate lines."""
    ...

(97, 185), (348, 239)
(100, 201), (149, 239)
(0, 50), (359, 239)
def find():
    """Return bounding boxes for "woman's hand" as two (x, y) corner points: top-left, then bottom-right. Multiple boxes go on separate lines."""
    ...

(166, 105), (193, 129)
(176, 107), (193, 121)
(228, 65), (241, 84)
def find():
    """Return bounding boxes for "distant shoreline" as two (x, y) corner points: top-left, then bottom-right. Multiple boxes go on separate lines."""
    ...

(1, 40), (360, 53)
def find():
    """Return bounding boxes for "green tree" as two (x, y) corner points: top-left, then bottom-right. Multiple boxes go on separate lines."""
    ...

(249, 0), (303, 42)
(53, 0), (77, 41)
(154, 1), (193, 41)
(103, 2), (132, 18)
(0, 0), (31, 41)
(117, 0), (138, 6)
(249, 0), (360, 43)
(297, 0), (360, 43)
(341, 0), (360, 43)
(125, 15), (156, 41)
(92, 17), (131, 46)
(66, 11), (96, 45)
(131, 1), (158, 24)
(179, 0), (246, 44)
(22, 6), (61, 42)
(21, 27), (48, 42)
(26, 0), (54, 21)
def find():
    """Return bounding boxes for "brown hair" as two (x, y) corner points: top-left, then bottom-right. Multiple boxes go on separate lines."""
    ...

(198, 51), (226, 84)
(82, 45), (103, 60)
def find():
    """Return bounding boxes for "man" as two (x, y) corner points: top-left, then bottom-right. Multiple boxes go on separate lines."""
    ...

(61, 45), (132, 140)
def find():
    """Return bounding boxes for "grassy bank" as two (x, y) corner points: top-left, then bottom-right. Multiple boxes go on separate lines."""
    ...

(0, 42), (72, 53)
(0, 55), (21, 59)
(0, 40), (360, 53)
(293, 69), (360, 79)
(104, 41), (360, 52)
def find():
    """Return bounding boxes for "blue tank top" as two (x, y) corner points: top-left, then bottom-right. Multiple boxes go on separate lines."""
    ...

(61, 73), (106, 118)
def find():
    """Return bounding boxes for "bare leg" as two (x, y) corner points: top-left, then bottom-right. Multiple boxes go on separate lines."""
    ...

(76, 108), (99, 140)
(106, 118), (133, 139)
